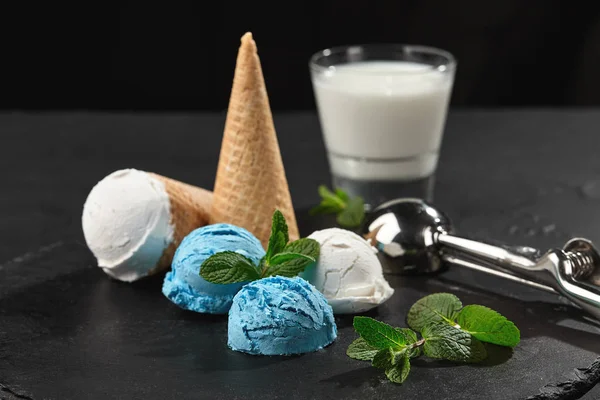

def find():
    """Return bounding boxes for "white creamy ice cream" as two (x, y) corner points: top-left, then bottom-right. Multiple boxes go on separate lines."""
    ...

(82, 168), (174, 282)
(300, 228), (394, 314)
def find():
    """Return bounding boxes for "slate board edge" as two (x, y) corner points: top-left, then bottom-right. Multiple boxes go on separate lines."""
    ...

(526, 357), (600, 400)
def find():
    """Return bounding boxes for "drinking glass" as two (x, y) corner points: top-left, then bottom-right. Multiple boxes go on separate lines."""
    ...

(309, 44), (456, 207)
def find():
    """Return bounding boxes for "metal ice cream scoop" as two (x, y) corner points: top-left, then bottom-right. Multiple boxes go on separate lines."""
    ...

(361, 198), (600, 320)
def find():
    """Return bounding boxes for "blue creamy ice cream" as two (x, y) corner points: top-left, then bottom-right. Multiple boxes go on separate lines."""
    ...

(228, 276), (337, 355)
(162, 224), (265, 314)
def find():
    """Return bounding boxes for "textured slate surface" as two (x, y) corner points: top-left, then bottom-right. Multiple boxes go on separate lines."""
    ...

(1, 110), (600, 399)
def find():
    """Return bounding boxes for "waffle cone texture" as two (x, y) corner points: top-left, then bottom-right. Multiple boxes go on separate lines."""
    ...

(210, 32), (299, 248)
(150, 173), (213, 272)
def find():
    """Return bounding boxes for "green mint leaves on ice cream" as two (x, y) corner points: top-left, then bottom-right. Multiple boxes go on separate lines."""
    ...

(265, 238), (320, 277)
(347, 293), (520, 384)
(198, 251), (261, 284)
(201, 210), (320, 284)
(265, 208), (289, 261)
(262, 208), (319, 277)
(161, 223), (265, 314)
(310, 185), (365, 228)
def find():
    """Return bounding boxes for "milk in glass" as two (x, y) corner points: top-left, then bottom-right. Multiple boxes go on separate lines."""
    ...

(311, 60), (454, 204)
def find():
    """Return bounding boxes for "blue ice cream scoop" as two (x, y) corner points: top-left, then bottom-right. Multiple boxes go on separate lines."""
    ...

(162, 223), (265, 314)
(228, 276), (337, 355)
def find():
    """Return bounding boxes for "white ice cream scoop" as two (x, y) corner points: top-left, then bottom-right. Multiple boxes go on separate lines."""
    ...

(300, 227), (394, 314)
(82, 168), (212, 282)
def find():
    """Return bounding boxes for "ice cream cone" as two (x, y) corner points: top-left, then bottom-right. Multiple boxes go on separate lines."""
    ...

(82, 169), (213, 282)
(149, 173), (213, 272)
(210, 32), (299, 248)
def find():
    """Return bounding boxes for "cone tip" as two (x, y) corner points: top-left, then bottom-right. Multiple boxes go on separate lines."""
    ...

(240, 32), (256, 49)
(242, 32), (253, 41)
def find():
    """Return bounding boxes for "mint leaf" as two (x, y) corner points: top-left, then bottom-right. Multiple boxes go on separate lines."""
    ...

(456, 305), (521, 347)
(346, 337), (379, 361)
(336, 196), (365, 228)
(264, 238), (320, 278)
(407, 293), (463, 332)
(200, 251), (260, 284)
(265, 210), (289, 262)
(282, 238), (320, 261)
(310, 185), (366, 228)
(385, 355), (411, 384)
(264, 252), (315, 277)
(310, 185), (345, 216)
(373, 347), (412, 384)
(397, 328), (418, 344)
(270, 252), (315, 265)
(318, 184), (337, 199)
(422, 322), (487, 363)
(372, 348), (395, 369)
(348, 324), (414, 384)
(353, 316), (407, 350)
(335, 188), (350, 202)
(408, 347), (422, 358)
(309, 202), (343, 216)
(397, 328), (422, 358)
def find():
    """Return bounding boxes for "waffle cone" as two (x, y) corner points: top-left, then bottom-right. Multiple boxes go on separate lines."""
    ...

(210, 32), (299, 248)
(149, 173), (213, 271)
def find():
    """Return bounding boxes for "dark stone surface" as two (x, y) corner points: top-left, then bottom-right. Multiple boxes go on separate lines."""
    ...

(1, 110), (600, 399)
(527, 358), (600, 400)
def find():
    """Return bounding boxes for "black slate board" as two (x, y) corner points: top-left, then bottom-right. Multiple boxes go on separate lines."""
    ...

(1, 111), (600, 399)
(0, 211), (598, 400)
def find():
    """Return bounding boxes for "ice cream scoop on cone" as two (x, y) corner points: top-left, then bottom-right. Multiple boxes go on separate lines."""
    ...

(82, 168), (213, 282)
(210, 32), (299, 248)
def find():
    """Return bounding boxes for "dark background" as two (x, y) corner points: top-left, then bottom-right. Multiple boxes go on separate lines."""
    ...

(3, 1), (600, 111)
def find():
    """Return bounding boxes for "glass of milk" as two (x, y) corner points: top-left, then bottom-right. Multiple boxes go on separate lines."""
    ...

(309, 44), (456, 206)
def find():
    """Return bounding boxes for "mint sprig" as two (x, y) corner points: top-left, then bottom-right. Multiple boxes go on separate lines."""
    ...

(309, 185), (365, 229)
(406, 292), (463, 331)
(455, 305), (521, 347)
(421, 322), (487, 362)
(385, 355), (411, 384)
(346, 293), (520, 385)
(353, 316), (408, 350)
(346, 337), (379, 361)
(398, 328), (422, 358)
(349, 317), (420, 384)
(265, 209), (288, 261)
(200, 210), (320, 285)
(265, 238), (320, 278)
(198, 251), (260, 284)
(407, 293), (521, 347)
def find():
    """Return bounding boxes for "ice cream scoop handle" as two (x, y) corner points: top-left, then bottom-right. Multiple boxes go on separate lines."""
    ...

(436, 232), (600, 320)
(437, 233), (537, 270)
(441, 254), (557, 294)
